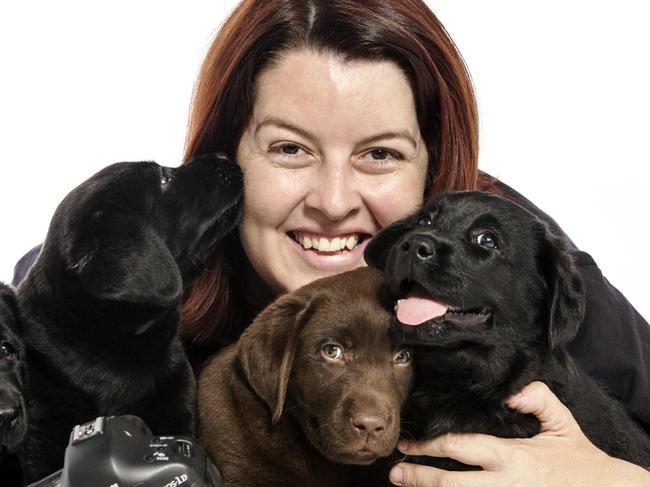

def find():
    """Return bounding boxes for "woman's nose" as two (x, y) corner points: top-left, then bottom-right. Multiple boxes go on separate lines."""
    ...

(304, 159), (362, 221)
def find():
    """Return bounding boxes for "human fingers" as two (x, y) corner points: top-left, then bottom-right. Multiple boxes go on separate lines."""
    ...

(390, 461), (497, 487)
(506, 381), (578, 435)
(398, 433), (509, 471)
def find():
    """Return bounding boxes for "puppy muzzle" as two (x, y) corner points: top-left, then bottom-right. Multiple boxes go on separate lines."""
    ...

(385, 232), (440, 297)
(397, 233), (437, 262)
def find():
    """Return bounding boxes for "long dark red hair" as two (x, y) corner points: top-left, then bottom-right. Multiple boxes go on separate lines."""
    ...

(181, 0), (490, 351)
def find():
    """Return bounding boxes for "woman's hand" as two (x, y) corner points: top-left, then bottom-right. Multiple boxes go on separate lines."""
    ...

(389, 381), (650, 486)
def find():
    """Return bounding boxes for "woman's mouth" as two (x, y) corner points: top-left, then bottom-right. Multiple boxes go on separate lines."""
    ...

(287, 231), (372, 271)
(290, 231), (367, 253)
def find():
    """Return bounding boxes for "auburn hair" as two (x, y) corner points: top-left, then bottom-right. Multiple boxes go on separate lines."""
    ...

(181, 0), (490, 350)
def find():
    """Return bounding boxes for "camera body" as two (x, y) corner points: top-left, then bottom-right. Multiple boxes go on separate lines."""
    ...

(29, 415), (223, 487)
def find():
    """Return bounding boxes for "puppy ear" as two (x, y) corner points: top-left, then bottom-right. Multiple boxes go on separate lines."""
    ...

(238, 293), (323, 425)
(364, 216), (413, 272)
(70, 212), (182, 308)
(0, 283), (20, 330)
(0, 284), (25, 360)
(537, 225), (585, 349)
(0, 283), (17, 307)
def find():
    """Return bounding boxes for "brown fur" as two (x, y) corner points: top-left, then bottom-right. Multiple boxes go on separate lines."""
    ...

(197, 268), (413, 487)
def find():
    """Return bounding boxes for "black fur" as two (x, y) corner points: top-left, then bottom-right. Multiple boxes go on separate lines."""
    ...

(0, 284), (26, 486)
(16, 154), (242, 482)
(365, 191), (650, 471)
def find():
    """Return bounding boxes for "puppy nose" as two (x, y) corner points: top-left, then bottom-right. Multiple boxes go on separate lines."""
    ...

(0, 406), (19, 425)
(352, 413), (387, 436)
(401, 235), (435, 260)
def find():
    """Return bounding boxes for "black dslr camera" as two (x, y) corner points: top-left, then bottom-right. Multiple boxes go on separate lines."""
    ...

(28, 415), (223, 487)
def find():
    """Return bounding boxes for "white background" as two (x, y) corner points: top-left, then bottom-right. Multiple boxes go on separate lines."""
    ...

(0, 1), (648, 320)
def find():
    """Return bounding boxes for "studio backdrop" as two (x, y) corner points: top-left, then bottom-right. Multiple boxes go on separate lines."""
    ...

(0, 0), (648, 319)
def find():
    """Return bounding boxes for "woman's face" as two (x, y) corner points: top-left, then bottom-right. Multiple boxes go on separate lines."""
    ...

(237, 49), (428, 295)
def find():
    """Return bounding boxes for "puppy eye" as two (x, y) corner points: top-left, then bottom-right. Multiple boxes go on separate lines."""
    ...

(321, 343), (344, 360)
(393, 350), (411, 365)
(160, 167), (174, 187)
(418, 215), (432, 227)
(0, 341), (16, 357)
(475, 232), (498, 249)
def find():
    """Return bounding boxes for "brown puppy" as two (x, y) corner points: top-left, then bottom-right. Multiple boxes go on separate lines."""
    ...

(197, 267), (413, 487)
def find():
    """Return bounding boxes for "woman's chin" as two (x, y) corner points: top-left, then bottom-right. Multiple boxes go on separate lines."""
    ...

(268, 238), (369, 292)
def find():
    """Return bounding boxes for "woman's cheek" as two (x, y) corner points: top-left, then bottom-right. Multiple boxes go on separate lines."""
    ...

(366, 172), (426, 227)
(241, 161), (309, 224)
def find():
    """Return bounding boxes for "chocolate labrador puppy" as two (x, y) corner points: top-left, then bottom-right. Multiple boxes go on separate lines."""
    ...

(197, 267), (414, 487)
(16, 154), (242, 482)
(365, 191), (650, 470)
(0, 284), (26, 486)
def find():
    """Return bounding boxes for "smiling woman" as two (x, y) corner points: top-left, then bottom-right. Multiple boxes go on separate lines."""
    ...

(179, 0), (482, 349)
(236, 51), (428, 295)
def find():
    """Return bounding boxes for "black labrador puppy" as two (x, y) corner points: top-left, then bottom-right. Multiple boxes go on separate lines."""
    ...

(0, 284), (27, 486)
(16, 154), (242, 482)
(365, 191), (650, 471)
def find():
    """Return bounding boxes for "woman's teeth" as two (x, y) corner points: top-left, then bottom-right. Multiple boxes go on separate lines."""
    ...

(294, 232), (360, 252)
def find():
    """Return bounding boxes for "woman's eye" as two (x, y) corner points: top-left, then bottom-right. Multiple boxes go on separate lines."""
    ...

(321, 343), (344, 360)
(393, 350), (411, 365)
(270, 143), (306, 156)
(363, 148), (402, 162)
(475, 232), (498, 249)
(267, 143), (313, 168)
(357, 148), (404, 174)
(369, 149), (391, 160)
(280, 144), (300, 155)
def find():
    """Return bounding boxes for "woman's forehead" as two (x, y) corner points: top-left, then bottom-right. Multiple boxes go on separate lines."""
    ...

(250, 49), (421, 141)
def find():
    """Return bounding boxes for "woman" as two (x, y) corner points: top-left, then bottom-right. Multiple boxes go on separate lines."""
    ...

(177, 0), (650, 485)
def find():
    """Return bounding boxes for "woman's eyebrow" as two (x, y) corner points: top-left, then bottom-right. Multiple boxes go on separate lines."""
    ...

(255, 117), (316, 142)
(357, 131), (419, 150)
(254, 116), (419, 149)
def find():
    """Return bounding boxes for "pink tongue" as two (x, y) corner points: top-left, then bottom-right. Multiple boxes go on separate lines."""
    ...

(396, 290), (449, 326)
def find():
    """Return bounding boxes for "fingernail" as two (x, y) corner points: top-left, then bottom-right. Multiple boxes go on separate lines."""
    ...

(506, 392), (523, 407)
(397, 439), (410, 452)
(389, 466), (403, 485)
